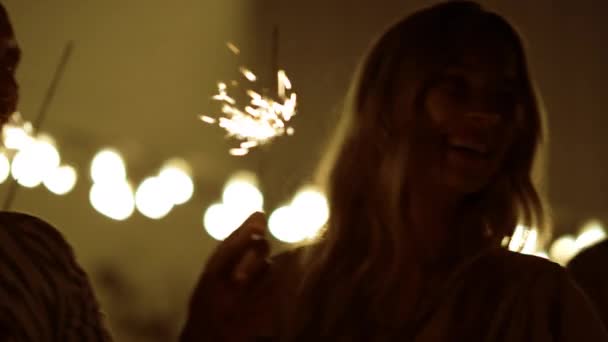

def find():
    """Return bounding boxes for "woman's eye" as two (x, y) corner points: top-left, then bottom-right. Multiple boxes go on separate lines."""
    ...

(489, 87), (519, 114)
(437, 76), (470, 102)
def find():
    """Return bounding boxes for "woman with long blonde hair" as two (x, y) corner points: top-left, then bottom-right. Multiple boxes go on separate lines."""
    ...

(181, 1), (608, 340)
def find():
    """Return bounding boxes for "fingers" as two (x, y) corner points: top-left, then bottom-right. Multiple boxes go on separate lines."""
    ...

(206, 212), (268, 276)
(232, 236), (271, 283)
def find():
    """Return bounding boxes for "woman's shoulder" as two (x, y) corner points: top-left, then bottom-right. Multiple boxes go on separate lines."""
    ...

(481, 247), (564, 281)
(497, 249), (608, 339)
(455, 248), (569, 302)
(448, 248), (608, 341)
(474, 248), (601, 320)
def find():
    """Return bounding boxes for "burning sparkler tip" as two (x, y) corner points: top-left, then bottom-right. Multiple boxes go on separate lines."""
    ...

(202, 45), (298, 155)
(229, 147), (249, 156)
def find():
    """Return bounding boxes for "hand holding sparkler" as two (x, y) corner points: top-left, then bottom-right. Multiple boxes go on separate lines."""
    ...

(180, 212), (274, 341)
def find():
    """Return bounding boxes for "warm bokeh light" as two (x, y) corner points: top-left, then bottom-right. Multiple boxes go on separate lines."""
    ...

(2, 123), (34, 150)
(203, 171), (264, 240)
(268, 205), (306, 243)
(135, 176), (174, 220)
(158, 159), (194, 205)
(268, 186), (329, 244)
(222, 172), (263, 214)
(204, 203), (239, 241)
(535, 251), (549, 259)
(0, 152), (10, 184)
(508, 225), (538, 255)
(89, 181), (135, 221)
(290, 186), (329, 239)
(575, 219), (606, 251)
(91, 149), (127, 184)
(43, 165), (77, 195)
(549, 235), (578, 265)
(11, 135), (61, 188)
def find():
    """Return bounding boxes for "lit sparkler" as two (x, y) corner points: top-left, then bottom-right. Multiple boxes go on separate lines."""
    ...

(200, 42), (297, 156)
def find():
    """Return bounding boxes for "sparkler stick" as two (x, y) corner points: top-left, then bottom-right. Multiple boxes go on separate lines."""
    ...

(3, 41), (74, 210)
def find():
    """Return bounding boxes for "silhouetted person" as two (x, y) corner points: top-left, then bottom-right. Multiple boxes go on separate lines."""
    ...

(568, 239), (608, 327)
(181, 1), (608, 341)
(0, 4), (112, 341)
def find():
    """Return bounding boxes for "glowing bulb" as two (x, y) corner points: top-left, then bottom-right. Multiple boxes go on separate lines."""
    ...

(222, 172), (263, 214)
(43, 165), (77, 195)
(549, 235), (578, 265)
(11, 136), (61, 188)
(575, 219), (606, 251)
(2, 125), (33, 150)
(135, 176), (174, 220)
(91, 149), (127, 183)
(0, 152), (9, 183)
(89, 181), (135, 221)
(204, 203), (239, 240)
(290, 187), (329, 239)
(508, 225), (538, 255)
(268, 205), (300, 243)
(535, 251), (549, 259)
(158, 159), (194, 205)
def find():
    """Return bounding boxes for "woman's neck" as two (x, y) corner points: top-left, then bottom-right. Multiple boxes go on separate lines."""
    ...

(407, 189), (464, 266)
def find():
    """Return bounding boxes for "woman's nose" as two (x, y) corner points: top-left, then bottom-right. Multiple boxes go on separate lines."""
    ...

(464, 110), (500, 127)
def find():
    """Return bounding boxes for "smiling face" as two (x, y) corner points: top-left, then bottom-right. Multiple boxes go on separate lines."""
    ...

(412, 43), (525, 196)
(0, 5), (19, 124)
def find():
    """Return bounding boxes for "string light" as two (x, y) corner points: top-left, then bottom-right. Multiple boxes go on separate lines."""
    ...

(90, 181), (135, 221)
(89, 148), (135, 220)
(508, 225), (538, 255)
(269, 185), (329, 244)
(11, 134), (61, 188)
(549, 235), (578, 265)
(0, 152), (10, 184)
(135, 176), (174, 220)
(158, 158), (194, 206)
(203, 171), (264, 240)
(43, 165), (77, 195)
(575, 219), (606, 250)
(2, 112), (34, 150)
(91, 149), (127, 184)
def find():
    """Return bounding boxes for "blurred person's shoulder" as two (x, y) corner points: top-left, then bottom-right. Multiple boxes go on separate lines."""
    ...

(0, 211), (112, 340)
(0, 211), (71, 245)
(566, 240), (608, 327)
(568, 239), (608, 270)
(0, 211), (79, 264)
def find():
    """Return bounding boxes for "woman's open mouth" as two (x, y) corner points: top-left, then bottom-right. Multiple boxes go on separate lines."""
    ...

(447, 137), (491, 159)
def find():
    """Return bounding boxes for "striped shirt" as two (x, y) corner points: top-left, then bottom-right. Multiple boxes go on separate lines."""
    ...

(0, 212), (112, 341)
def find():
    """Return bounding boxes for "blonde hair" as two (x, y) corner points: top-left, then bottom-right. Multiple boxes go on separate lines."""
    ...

(285, 1), (548, 338)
